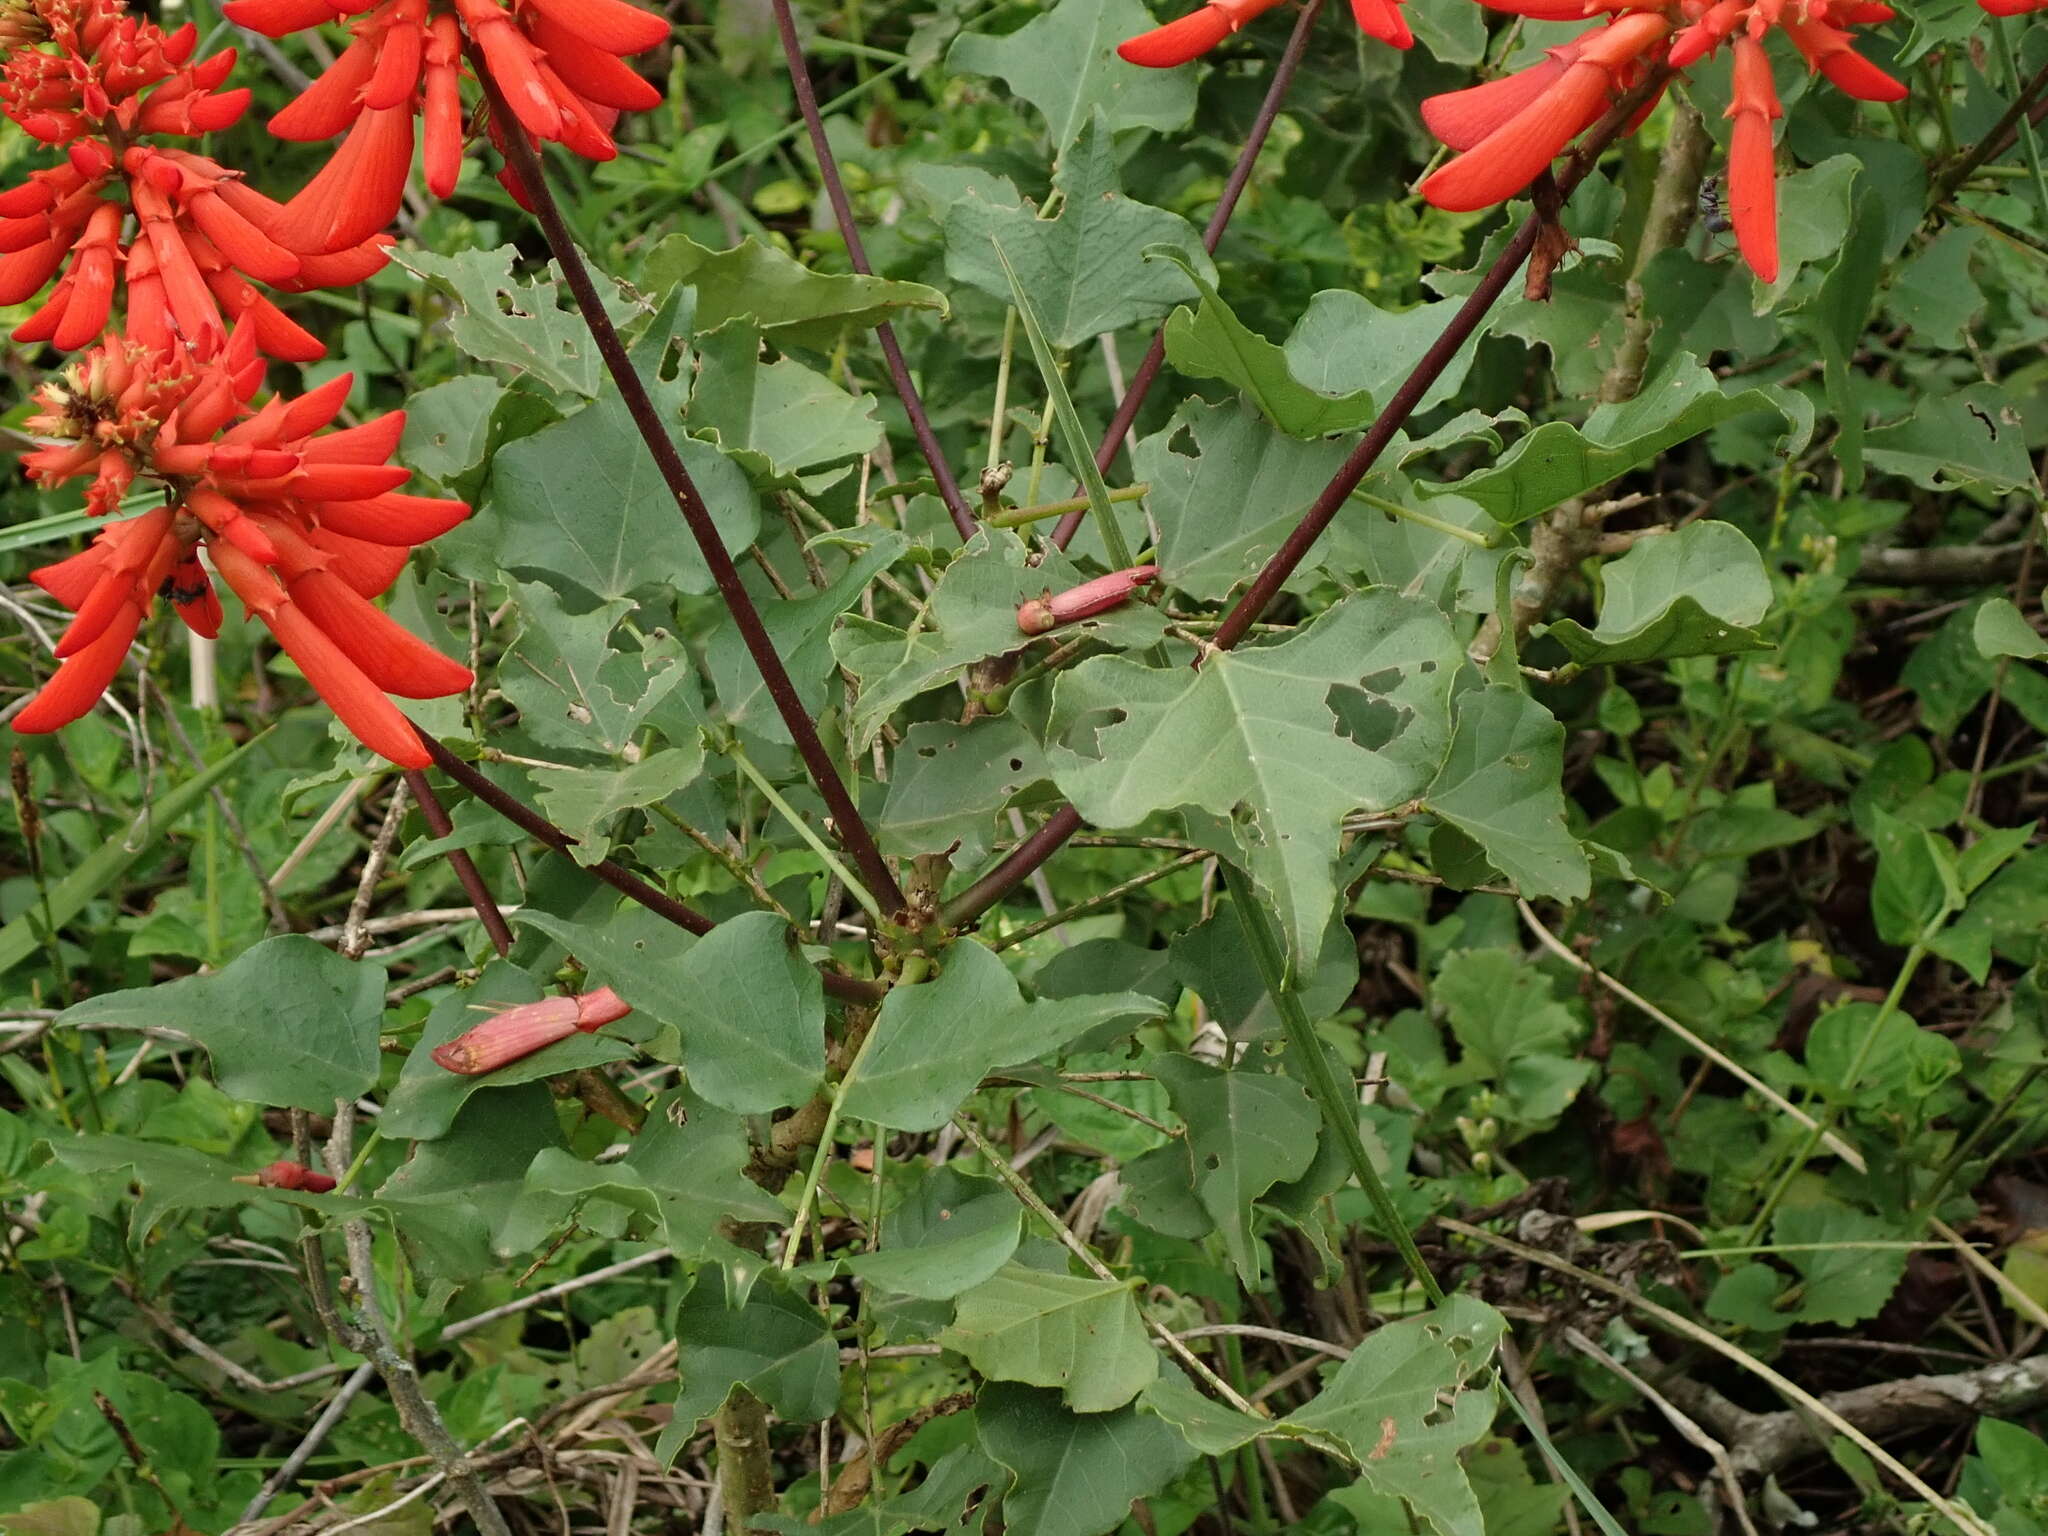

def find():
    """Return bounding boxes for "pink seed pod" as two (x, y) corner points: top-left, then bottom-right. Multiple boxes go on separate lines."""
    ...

(242, 1160), (337, 1193)
(1017, 564), (1160, 636)
(430, 986), (633, 1075)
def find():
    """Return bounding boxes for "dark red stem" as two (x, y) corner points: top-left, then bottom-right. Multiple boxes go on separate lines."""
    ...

(478, 67), (910, 922)
(419, 737), (885, 1006)
(943, 76), (1668, 928)
(404, 768), (516, 959)
(768, 0), (978, 541)
(1048, 0), (1327, 551)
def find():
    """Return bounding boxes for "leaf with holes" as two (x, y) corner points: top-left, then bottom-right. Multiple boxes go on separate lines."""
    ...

(1149, 1053), (1320, 1285)
(1045, 592), (1461, 965)
(1292, 1295), (1507, 1536)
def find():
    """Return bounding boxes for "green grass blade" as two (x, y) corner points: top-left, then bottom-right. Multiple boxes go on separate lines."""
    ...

(0, 727), (274, 977)
(987, 235), (1136, 571)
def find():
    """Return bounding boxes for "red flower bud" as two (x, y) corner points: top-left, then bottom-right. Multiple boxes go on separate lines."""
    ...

(243, 1159), (337, 1192)
(1017, 564), (1160, 636)
(430, 987), (632, 1076)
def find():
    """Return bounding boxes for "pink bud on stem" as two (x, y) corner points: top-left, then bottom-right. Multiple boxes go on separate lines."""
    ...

(430, 986), (633, 1075)
(237, 1159), (337, 1193)
(1017, 564), (1160, 636)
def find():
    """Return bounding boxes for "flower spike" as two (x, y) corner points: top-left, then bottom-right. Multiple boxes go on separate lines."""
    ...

(1118, 0), (1410, 66)
(13, 334), (472, 765)
(1725, 34), (1782, 283)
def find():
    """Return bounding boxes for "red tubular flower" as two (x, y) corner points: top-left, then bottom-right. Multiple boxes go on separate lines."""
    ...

(1725, 34), (1782, 281)
(13, 332), (473, 765)
(0, 0), (385, 358)
(1422, 0), (1903, 281)
(1420, 11), (1671, 212)
(229, 0), (670, 252)
(1017, 565), (1161, 636)
(431, 987), (633, 1074)
(1118, 0), (1411, 66)
(1978, 0), (2047, 12)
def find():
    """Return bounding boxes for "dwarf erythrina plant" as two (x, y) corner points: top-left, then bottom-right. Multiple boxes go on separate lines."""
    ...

(4, 0), (2047, 1532)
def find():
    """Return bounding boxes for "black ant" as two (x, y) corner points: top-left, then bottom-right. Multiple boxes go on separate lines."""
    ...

(1697, 174), (1732, 236)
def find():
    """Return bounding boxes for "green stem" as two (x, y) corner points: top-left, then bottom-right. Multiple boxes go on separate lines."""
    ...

(1992, 17), (2048, 231)
(1347, 487), (1496, 548)
(1221, 864), (1442, 1304)
(332, 1130), (383, 1197)
(730, 745), (884, 924)
(986, 483), (1151, 529)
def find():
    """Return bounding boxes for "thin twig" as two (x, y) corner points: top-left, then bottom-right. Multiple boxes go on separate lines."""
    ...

(767, 0), (976, 541)
(1051, 0), (1328, 548)
(406, 769), (516, 958)
(474, 61), (910, 921)
(952, 1115), (1261, 1415)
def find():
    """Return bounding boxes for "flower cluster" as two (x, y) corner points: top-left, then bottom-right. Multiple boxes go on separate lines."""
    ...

(1416, 0), (1905, 280)
(226, 0), (670, 245)
(1119, 0), (1414, 66)
(4, 0), (674, 763)
(0, 0), (390, 360)
(17, 329), (473, 766)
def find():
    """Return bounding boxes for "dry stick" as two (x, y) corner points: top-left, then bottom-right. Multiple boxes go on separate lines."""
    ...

(405, 769), (516, 958)
(476, 67), (909, 923)
(418, 736), (885, 1006)
(767, 0), (977, 541)
(238, 1362), (378, 1525)
(943, 79), (1667, 929)
(1438, 1217), (1997, 1536)
(1049, 0), (1328, 551)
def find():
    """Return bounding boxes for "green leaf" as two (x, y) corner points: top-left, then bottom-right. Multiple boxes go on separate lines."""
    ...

(1159, 263), (1377, 439)
(1974, 597), (2048, 661)
(487, 389), (760, 605)
(945, 0), (1195, 146)
(1801, 194), (1889, 492)
(1753, 155), (1861, 311)
(517, 909), (826, 1115)
(1283, 288), (1484, 419)
(498, 579), (692, 759)
(832, 528), (1167, 749)
(1431, 356), (1794, 526)
(1149, 1054), (1319, 1285)
(943, 114), (1213, 349)
(1869, 809), (1963, 946)
(1422, 686), (1590, 903)
(0, 1497), (100, 1536)
(976, 1382), (1198, 1536)
(1774, 1201), (1909, 1327)
(1864, 385), (2041, 493)
(59, 935), (381, 1112)
(879, 717), (1052, 867)
(1882, 226), (1984, 352)
(401, 375), (507, 484)
(376, 1082), (564, 1281)
(1138, 1367), (1272, 1456)
(844, 1167), (1022, 1300)
(393, 246), (628, 397)
(530, 749), (707, 864)
(940, 1263), (1157, 1411)
(1538, 522), (1773, 665)
(1133, 400), (1353, 602)
(707, 534), (909, 745)
(503, 1087), (785, 1273)
(0, 730), (270, 979)
(642, 234), (948, 351)
(379, 960), (634, 1140)
(1168, 900), (1358, 1040)
(838, 940), (1160, 1131)
(687, 327), (883, 488)
(665, 1274), (841, 1450)
(1434, 949), (1593, 1127)
(1293, 1295), (1507, 1536)
(1045, 592), (1461, 964)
